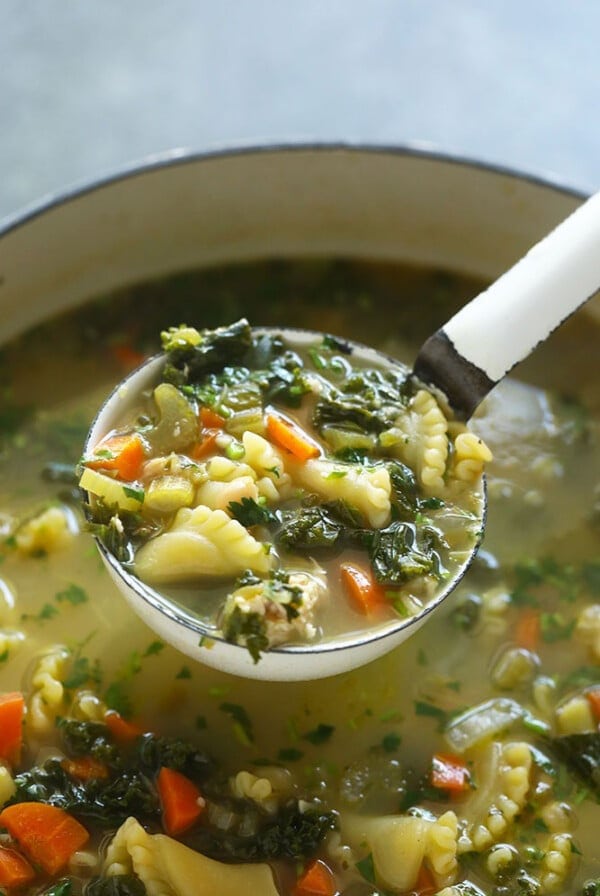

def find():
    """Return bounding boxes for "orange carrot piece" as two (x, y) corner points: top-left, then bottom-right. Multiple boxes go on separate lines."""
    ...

(514, 608), (541, 652)
(0, 692), (25, 767)
(340, 563), (387, 615)
(200, 406), (226, 429)
(62, 756), (110, 781)
(0, 803), (89, 876)
(104, 711), (144, 744)
(414, 862), (437, 895)
(266, 413), (321, 461)
(111, 343), (146, 372)
(157, 766), (204, 836)
(0, 845), (36, 889)
(586, 687), (600, 722)
(294, 859), (337, 896)
(86, 433), (145, 481)
(431, 753), (471, 793)
(191, 431), (220, 460)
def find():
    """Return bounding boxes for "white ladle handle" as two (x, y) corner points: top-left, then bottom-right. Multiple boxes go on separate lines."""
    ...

(414, 190), (600, 418)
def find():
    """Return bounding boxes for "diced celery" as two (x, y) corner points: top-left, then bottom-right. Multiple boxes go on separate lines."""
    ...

(444, 698), (523, 753)
(321, 425), (377, 453)
(225, 407), (266, 437)
(144, 475), (195, 513)
(145, 383), (198, 452)
(80, 467), (144, 511)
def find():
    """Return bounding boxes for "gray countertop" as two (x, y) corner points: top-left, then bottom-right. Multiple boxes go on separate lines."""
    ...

(2, 0), (599, 220)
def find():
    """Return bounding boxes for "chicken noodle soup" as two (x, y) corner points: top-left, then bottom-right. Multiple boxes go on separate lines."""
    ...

(0, 258), (599, 895)
(80, 320), (490, 661)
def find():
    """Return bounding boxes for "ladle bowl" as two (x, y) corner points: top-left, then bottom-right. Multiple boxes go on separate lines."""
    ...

(82, 186), (600, 681)
(83, 330), (485, 681)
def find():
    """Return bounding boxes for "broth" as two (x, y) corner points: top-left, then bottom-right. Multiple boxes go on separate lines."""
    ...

(0, 259), (599, 895)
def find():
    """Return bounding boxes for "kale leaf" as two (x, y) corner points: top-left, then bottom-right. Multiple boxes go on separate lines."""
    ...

(368, 521), (440, 585)
(221, 605), (270, 664)
(387, 460), (419, 517)
(184, 804), (336, 862)
(11, 759), (159, 826)
(57, 718), (121, 767)
(313, 365), (411, 435)
(162, 319), (253, 385)
(228, 497), (277, 527)
(136, 733), (214, 783)
(276, 499), (367, 552)
(547, 733), (600, 797)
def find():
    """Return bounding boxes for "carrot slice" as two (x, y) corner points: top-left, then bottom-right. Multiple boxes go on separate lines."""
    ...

(586, 687), (600, 722)
(86, 433), (145, 481)
(0, 803), (89, 876)
(414, 862), (437, 895)
(200, 406), (226, 429)
(0, 692), (25, 767)
(157, 767), (204, 836)
(514, 608), (540, 652)
(191, 430), (220, 460)
(266, 413), (321, 461)
(294, 859), (337, 896)
(104, 711), (144, 744)
(340, 563), (387, 615)
(62, 756), (110, 781)
(430, 752), (471, 793)
(0, 845), (36, 889)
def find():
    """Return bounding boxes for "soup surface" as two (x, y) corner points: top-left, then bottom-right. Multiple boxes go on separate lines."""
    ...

(0, 259), (599, 895)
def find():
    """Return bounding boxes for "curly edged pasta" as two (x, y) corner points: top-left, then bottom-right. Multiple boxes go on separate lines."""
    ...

(342, 809), (459, 893)
(104, 816), (280, 896)
(458, 741), (532, 854)
(381, 388), (449, 494)
(288, 457), (392, 528)
(27, 644), (71, 735)
(135, 505), (273, 583)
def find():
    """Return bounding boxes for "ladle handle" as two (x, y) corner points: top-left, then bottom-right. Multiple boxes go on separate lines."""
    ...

(414, 190), (600, 419)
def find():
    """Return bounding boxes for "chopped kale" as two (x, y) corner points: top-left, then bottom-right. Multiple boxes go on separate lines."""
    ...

(313, 364), (411, 434)
(387, 459), (419, 517)
(302, 723), (335, 745)
(57, 719), (120, 765)
(86, 876), (147, 896)
(136, 733), (213, 783)
(219, 702), (255, 744)
(10, 759), (159, 826)
(184, 803), (336, 862)
(369, 521), (440, 585)
(276, 499), (367, 552)
(321, 333), (353, 353)
(546, 733), (600, 797)
(221, 606), (269, 663)
(276, 505), (347, 550)
(228, 496), (277, 527)
(162, 319), (253, 385)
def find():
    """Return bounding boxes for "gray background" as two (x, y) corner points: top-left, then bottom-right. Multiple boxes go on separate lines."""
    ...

(1, 0), (599, 220)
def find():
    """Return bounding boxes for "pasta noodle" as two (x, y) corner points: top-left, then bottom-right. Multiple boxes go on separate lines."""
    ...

(135, 505), (272, 583)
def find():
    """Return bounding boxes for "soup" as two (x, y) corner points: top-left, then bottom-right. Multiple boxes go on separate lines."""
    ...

(81, 319), (487, 661)
(0, 259), (599, 895)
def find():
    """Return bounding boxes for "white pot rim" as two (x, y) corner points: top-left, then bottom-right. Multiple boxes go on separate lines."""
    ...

(0, 141), (588, 240)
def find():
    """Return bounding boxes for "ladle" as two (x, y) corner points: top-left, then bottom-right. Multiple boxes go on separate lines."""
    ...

(82, 190), (600, 681)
